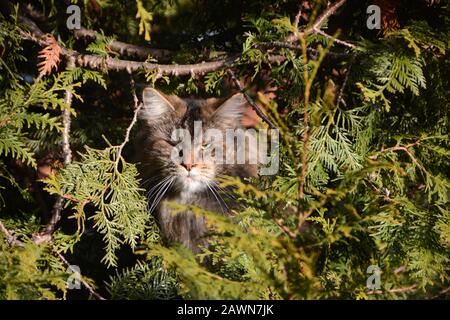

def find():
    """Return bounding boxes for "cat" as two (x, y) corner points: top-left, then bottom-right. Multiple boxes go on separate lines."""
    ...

(134, 88), (258, 252)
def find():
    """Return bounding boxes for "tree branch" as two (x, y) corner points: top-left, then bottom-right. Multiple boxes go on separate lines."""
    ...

(62, 58), (74, 166)
(115, 77), (143, 171)
(33, 57), (75, 244)
(69, 51), (239, 75)
(13, 3), (354, 131)
(54, 250), (105, 300)
(23, 31), (238, 75)
(368, 284), (418, 295)
(257, 41), (351, 59)
(17, 12), (238, 76)
(227, 69), (278, 130)
(0, 220), (22, 247)
(19, 1), (172, 62)
(286, 0), (355, 49)
(288, 0), (347, 40)
(315, 29), (356, 49)
(73, 27), (173, 62)
(16, 3), (353, 78)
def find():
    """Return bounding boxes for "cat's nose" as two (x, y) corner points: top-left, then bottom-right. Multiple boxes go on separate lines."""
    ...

(181, 163), (193, 171)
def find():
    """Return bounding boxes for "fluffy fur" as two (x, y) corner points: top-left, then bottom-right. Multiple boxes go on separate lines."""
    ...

(134, 88), (257, 251)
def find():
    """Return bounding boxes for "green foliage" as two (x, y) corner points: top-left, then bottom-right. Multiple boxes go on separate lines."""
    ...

(0, 13), (71, 173)
(44, 146), (154, 267)
(0, 232), (68, 300)
(0, 0), (449, 301)
(106, 258), (178, 300)
(136, 0), (153, 41)
(357, 43), (427, 111)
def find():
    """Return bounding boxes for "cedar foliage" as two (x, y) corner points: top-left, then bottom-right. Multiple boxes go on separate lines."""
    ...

(0, 0), (449, 300)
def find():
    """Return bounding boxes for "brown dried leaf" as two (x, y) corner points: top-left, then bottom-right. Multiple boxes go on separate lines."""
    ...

(37, 34), (62, 77)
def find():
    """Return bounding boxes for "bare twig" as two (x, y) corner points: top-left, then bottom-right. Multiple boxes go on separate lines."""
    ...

(336, 54), (356, 108)
(286, 0), (355, 49)
(73, 27), (173, 62)
(433, 286), (450, 299)
(298, 111), (309, 199)
(292, 2), (303, 32)
(394, 265), (406, 275)
(0, 220), (22, 247)
(54, 250), (106, 300)
(369, 140), (422, 167)
(275, 218), (297, 238)
(257, 42), (351, 59)
(315, 29), (356, 49)
(34, 57), (75, 244)
(298, 40), (312, 200)
(307, 0), (348, 36)
(368, 284), (418, 295)
(61, 58), (75, 166)
(288, 0), (347, 40)
(115, 77), (143, 171)
(227, 69), (278, 130)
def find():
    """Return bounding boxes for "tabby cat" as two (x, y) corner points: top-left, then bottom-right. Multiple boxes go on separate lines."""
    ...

(135, 88), (258, 252)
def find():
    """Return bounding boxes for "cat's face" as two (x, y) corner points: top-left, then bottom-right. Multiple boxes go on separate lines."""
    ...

(136, 88), (248, 195)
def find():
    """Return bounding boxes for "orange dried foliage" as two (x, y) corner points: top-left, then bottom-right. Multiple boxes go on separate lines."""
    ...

(374, 0), (401, 35)
(37, 34), (62, 77)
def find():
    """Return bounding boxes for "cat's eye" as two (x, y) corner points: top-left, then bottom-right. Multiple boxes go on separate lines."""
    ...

(166, 139), (182, 146)
(201, 143), (211, 150)
(178, 149), (184, 157)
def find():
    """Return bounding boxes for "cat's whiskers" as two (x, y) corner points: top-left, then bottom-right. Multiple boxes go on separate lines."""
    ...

(148, 177), (175, 214)
(148, 176), (172, 201)
(142, 175), (165, 188)
(146, 176), (171, 199)
(147, 177), (174, 214)
(212, 181), (237, 201)
(205, 181), (229, 213)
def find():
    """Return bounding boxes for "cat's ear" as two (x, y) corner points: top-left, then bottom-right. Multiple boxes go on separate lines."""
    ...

(211, 93), (246, 128)
(140, 88), (175, 122)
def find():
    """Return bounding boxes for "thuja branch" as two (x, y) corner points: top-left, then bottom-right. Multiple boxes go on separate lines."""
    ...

(0, 219), (105, 300)
(15, 4), (354, 77)
(19, 2), (173, 62)
(296, 30), (336, 216)
(17, 12), (238, 76)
